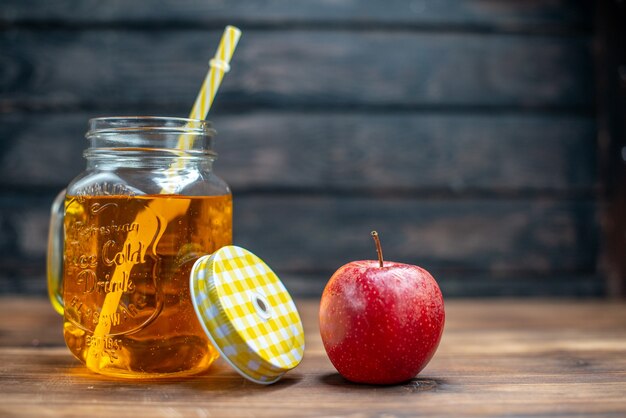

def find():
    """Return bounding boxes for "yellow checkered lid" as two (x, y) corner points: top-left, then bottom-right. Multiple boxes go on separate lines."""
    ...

(190, 246), (305, 384)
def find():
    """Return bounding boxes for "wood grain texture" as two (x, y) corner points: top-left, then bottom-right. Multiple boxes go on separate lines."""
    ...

(0, 0), (603, 298)
(595, 0), (626, 297)
(0, 298), (624, 417)
(0, 272), (605, 299)
(0, 30), (593, 109)
(233, 197), (597, 273)
(0, 112), (597, 192)
(0, 0), (592, 29)
(0, 195), (600, 297)
(283, 272), (604, 298)
(0, 196), (597, 274)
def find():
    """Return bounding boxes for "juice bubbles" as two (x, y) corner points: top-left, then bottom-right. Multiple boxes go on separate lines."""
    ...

(62, 194), (232, 378)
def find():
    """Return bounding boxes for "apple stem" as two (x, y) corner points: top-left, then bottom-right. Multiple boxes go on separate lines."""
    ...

(371, 231), (384, 268)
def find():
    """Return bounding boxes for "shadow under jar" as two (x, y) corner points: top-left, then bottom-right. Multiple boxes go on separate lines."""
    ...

(49, 117), (232, 378)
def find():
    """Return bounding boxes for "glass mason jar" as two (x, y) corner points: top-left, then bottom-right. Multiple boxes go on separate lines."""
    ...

(47, 117), (232, 378)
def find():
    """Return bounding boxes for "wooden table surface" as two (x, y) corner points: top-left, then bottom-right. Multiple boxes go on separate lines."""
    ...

(1, 298), (625, 417)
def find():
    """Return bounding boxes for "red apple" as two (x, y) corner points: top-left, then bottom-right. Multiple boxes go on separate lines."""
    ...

(319, 231), (445, 384)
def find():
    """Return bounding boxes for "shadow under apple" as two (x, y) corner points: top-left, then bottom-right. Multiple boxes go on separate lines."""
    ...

(318, 372), (445, 392)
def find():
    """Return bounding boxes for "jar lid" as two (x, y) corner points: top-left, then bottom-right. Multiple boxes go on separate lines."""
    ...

(190, 246), (305, 384)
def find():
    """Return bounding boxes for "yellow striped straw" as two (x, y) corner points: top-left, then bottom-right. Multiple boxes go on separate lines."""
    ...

(85, 26), (242, 370)
(164, 25), (241, 191)
(179, 25), (242, 150)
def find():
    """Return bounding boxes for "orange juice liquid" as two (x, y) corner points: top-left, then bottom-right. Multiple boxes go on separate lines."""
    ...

(62, 194), (232, 378)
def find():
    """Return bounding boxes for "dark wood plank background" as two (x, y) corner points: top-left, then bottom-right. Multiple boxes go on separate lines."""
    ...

(0, 0), (615, 297)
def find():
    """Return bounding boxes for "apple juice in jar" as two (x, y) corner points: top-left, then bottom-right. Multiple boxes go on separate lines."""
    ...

(49, 117), (232, 378)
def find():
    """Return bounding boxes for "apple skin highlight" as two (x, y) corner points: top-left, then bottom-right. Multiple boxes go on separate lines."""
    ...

(319, 260), (445, 385)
